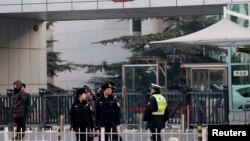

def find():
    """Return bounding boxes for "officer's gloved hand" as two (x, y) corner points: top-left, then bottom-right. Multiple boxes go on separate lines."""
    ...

(70, 125), (74, 131)
(95, 125), (100, 131)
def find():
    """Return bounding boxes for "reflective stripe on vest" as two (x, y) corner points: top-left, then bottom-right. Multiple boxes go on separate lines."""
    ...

(152, 94), (167, 115)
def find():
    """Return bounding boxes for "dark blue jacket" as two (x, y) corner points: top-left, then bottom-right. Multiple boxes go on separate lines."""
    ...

(95, 95), (121, 129)
(70, 100), (94, 131)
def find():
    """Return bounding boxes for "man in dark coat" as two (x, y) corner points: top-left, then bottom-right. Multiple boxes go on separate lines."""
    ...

(12, 80), (26, 140)
(21, 83), (31, 120)
(143, 83), (168, 141)
(95, 82), (122, 141)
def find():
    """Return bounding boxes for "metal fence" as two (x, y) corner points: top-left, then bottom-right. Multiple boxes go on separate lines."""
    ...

(123, 91), (227, 128)
(0, 90), (75, 128)
(0, 126), (207, 141)
(0, 90), (228, 129)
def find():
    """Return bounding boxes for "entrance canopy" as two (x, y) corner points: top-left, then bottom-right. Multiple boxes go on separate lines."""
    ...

(150, 18), (250, 46)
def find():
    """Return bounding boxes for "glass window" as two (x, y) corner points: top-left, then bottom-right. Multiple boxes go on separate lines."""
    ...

(192, 69), (208, 91)
(231, 65), (250, 109)
(230, 4), (248, 27)
(230, 3), (250, 109)
(125, 66), (157, 92)
(231, 47), (250, 63)
(132, 19), (141, 32)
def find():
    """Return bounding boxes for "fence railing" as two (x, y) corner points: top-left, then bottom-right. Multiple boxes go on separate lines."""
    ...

(0, 126), (208, 141)
(122, 91), (226, 128)
(0, 90), (227, 128)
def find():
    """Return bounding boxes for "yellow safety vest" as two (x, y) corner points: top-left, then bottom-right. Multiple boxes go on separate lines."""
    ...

(152, 94), (167, 115)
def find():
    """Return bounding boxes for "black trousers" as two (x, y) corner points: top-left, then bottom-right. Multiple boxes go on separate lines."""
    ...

(75, 128), (88, 141)
(150, 128), (161, 141)
(98, 127), (122, 141)
(13, 118), (26, 139)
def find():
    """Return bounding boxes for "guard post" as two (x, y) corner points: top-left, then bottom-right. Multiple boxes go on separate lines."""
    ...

(57, 124), (61, 141)
(197, 123), (202, 141)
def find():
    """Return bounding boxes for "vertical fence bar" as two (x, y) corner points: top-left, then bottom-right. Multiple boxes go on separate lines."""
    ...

(204, 92), (207, 124)
(7, 90), (13, 128)
(86, 128), (88, 141)
(27, 127), (30, 141)
(64, 127), (66, 141)
(163, 129), (165, 141)
(223, 86), (229, 124)
(178, 128), (181, 141)
(4, 127), (8, 141)
(60, 115), (64, 133)
(181, 113), (185, 132)
(186, 105), (190, 132)
(49, 128), (52, 141)
(71, 128), (74, 141)
(78, 128), (80, 141)
(198, 124), (202, 141)
(35, 128), (38, 141)
(20, 128), (23, 141)
(212, 93), (215, 123)
(39, 90), (45, 128)
(125, 128), (128, 141)
(132, 128), (135, 141)
(208, 93), (210, 124)
(100, 127), (105, 141)
(57, 125), (61, 141)
(117, 128), (120, 141)
(202, 127), (207, 141)
(42, 128), (45, 141)
(147, 129), (150, 141)
(13, 123), (17, 140)
(193, 128), (196, 141)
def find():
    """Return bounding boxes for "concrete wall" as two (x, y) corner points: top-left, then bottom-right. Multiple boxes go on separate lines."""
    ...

(0, 17), (47, 93)
(141, 19), (167, 35)
(229, 111), (250, 125)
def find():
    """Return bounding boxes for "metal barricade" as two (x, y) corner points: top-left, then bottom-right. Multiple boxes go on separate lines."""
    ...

(243, 104), (250, 125)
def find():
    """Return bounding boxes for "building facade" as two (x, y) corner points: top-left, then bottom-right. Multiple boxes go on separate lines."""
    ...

(0, 18), (47, 94)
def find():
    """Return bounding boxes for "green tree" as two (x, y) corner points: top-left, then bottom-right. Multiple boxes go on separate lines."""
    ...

(47, 51), (81, 77)
(82, 16), (227, 90)
(46, 22), (83, 91)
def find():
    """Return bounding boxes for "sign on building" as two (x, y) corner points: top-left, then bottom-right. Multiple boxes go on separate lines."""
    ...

(233, 70), (248, 76)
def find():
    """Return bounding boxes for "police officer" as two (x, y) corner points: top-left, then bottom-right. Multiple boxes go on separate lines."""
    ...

(70, 88), (94, 141)
(83, 85), (97, 141)
(143, 83), (168, 141)
(95, 82), (122, 141)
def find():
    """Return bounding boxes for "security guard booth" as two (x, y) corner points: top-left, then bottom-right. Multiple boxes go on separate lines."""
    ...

(181, 63), (228, 91)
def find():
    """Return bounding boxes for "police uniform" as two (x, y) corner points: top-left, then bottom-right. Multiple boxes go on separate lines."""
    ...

(95, 82), (122, 141)
(143, 84), (168, 141)
(70, 88), (94, 141)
